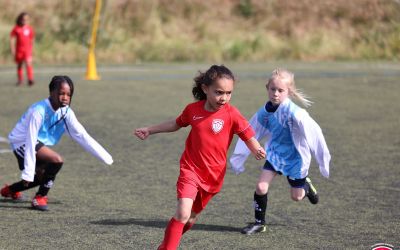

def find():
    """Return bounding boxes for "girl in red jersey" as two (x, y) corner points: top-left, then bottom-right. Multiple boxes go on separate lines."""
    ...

(10, 12), (35, 86)
(134, 65), (266, 250)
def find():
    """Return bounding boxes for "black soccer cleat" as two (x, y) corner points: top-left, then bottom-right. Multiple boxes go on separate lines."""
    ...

(241, 223), (267, 235)
(305, 177), (319, 204)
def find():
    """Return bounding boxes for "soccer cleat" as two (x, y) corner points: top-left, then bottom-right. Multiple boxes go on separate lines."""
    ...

(1, 184), (24, 201)
(28, 80), (35, 86)
(241, 223), (267, 235)
(31, 195), (48, 211)
(305, 177), (319, 204)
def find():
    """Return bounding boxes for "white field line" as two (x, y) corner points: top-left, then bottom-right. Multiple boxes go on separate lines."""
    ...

(0, 136), (8, 143)
(0, 136), (12, 154)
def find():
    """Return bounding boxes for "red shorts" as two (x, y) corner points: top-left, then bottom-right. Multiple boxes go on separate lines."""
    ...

(15, 50), (32, 63)
(176, 176), (217, 214)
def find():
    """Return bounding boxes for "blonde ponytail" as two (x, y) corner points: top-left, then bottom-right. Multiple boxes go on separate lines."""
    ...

(291, 88), (312, 108)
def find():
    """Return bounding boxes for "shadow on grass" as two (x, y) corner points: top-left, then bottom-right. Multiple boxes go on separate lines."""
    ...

(0, 204), (31, 209)
(0, 198), (62, 210)
(90, 218), (242, 232)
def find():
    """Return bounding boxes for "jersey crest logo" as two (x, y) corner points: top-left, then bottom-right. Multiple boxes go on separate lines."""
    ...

(212, 119), (224, 134)
(23, 29), (30, 36)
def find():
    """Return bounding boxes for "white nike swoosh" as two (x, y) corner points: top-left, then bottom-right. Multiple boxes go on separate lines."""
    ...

(193, 116), (204, 120)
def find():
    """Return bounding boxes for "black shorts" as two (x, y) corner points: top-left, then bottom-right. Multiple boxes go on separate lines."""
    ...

(263, 160), (306, 188)
(13, 141), (45, 171)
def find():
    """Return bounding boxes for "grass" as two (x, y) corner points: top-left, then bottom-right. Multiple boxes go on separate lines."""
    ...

(0, 62), (399, 249)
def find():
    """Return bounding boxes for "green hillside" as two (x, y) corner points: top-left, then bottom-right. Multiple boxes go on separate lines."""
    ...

(1, 0), (399, 64)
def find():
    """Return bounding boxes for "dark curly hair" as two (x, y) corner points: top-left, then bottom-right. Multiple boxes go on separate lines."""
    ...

(16, 12), (28, 26)
(192, 65), (235, 100)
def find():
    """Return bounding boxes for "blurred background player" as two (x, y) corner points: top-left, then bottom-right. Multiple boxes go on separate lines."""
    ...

(134, 65), (265, 249)
(1, 75), (113, 211)
(10, 12), (35, 86)
(230, 68), (331, 235)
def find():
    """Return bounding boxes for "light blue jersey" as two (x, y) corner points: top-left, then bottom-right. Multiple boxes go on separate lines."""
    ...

(34, 99), (68, 146)
(256, 99), (302, 178)
(9, 99), (68, 149)
(230, 98), (330, 179)
(9, 98), (113, 182)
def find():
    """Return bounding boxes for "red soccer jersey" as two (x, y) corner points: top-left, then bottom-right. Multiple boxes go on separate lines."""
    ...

(10, 25), (34, 53)
(176, 100), (255, 193)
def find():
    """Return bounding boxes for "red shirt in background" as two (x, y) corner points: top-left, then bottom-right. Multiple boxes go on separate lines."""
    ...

(10, 25), (34, 61)
(176, 100), (255, 193)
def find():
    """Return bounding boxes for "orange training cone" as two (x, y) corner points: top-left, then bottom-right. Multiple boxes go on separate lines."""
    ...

(85, 51), (100, 80)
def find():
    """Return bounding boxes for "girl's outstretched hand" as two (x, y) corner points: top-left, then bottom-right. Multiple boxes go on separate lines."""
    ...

(134, 127), (150, 140)
(255, 147), (266, 160)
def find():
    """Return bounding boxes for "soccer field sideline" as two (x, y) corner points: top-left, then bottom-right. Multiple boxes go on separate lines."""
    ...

(0, 65), (152, 75)
(1, 62), (399, 80)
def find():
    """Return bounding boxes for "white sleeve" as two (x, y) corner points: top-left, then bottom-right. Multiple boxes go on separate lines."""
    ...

(65, 110), (113, 165)
(229, 112), (269, 175)
(298, 112), (331, 178)
(21, 111), (42, 182)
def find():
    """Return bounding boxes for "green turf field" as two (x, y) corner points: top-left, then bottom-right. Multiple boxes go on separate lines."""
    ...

(0, 63), (399, 249)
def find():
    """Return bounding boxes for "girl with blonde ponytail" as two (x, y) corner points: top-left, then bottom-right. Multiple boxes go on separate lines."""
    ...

(230, 68), (331, 235)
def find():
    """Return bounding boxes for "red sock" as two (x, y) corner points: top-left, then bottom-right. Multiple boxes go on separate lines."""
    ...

(158, 218), (185, 250)
(27, 64), (34, 81)
(17, 66), (23, 82)
(182, 222), (194, 235)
